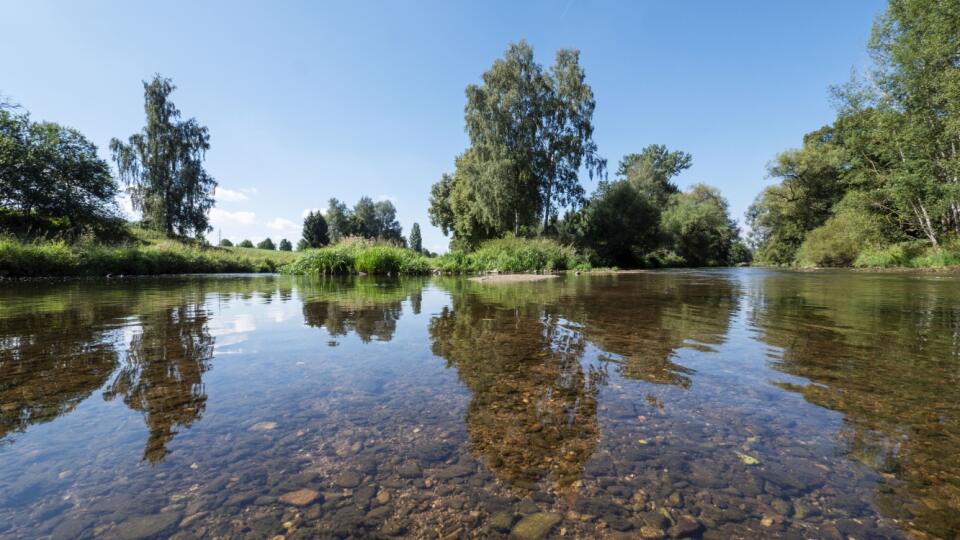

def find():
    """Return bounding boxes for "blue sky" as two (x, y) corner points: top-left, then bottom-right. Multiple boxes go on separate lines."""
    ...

(2, 1), (885, 252)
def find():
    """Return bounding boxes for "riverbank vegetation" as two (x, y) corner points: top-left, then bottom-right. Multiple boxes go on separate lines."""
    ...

(2, 0), (955, 276)
(0, 228), (296, 278)
(749, 0), (960, 268)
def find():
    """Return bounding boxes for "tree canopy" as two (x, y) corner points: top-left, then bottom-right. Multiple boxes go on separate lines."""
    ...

(429, 41), (604, 249)
(256, 238), (276, 250)
(1, 106), (118, 228)
(323, 196), (403, 244)
(278, 238), (292, 251)
(302, 210), (329, 248)
(110, 76), (216, 239)
(409, 222), (422, 253)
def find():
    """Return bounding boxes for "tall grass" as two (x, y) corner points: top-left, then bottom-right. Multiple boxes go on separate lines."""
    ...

(435, 236), (589, 273)
(855, 240), (960, 269)
(283, 239), (431, 275)
(0, 232), (296, 278)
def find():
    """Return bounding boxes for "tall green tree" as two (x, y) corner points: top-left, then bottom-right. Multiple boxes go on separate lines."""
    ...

(110, 76), (216, 239)
(661, 184), (740, 267)
(256, 237), (275, 250)
(746, 127), (846, 264)
(409, 222), (422, 253)
(430, 41), (604, 248)
(325, 198), (352, 243)
(582, 180), (660, 267)
(372, 199), (402, 242)
(1, 106), (118, 227)
(618, 145), (692, 207)
(302, 210), (329, 248)
(278, 238), (292, 251)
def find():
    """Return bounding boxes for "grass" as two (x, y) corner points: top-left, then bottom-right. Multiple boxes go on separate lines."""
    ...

(283, 238), (432, 275)
(854, 240), (960, 269)
(284, 236), (588, 276)
(0, 228), (297, 278)
(434, 236), (589, 274)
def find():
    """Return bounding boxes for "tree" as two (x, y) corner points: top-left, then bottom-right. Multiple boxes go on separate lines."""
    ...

(746, 128), (846, 264)
(618, 145), (692, 207)
(409, 222), (422, 253)
(325, 198), (352, 243)
(256, 238), (276, 250)
(429, 41), (604, 248)
(351, 196), (377, 238)
(238, 239), (254, 248)
(373, 200), (403, 241)
(583, 180), (660, 267)
(661, 184), (740, 266)
(1, 106), (118, 227)
(218, 238), (233, 247)
(296, 238), (309, 251)
(278, 238), (292, 251)
(110, 76), (216, 239)
(302, 210), (329, 248)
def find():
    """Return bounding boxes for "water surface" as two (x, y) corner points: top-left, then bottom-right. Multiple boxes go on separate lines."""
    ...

(1, 270), (958, 539)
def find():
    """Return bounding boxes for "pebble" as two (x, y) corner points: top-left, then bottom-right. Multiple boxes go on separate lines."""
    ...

(511, 512), (562, 540)
(279, 489), (320, 506)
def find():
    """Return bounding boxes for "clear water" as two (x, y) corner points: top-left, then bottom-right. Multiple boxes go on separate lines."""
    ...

(1, 270), (958, 539)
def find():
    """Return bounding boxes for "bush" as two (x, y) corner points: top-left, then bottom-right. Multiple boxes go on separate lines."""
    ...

(855, 240), (960, 268)
(238, 239), (254, 248)
(434, 235), (588, 273)
(257, 238), (276, 250)
(282, 241), (431, 275)
(218, 238), (233, 247)
(795, 195), (886, 267)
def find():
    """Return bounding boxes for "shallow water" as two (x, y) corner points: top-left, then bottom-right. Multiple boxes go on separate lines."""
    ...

(0, 270), (958, 539)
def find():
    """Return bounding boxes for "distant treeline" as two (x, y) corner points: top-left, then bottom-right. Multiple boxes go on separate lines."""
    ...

(748, 0), (960, 268)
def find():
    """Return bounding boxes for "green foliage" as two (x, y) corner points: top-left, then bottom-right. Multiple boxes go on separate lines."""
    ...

(409, 222), (422, 253)
(618, 144), (692, 207)
(296, 238), (309, 251)
(256, 238), (276, 250)
(747, 127), (847, 265)
(323, 196), (402, 243)
(238, 239), (254, 248)
(754, 0), (960, 267)
(581, 180), (660, 267)
(302, 210), (329, 248)
(661, 184), (739, 267)
(429, 41), (604, 248)
(278, 238), (292, 251)
(218, 238), (233, 247)
(435, 236), (588, 273)
(283, 240), (430, 275)
(110, 76), (216, 239)
(0, 106), (120, 232)
(0, 229), (296, 277)
(795, 196), (887, 267)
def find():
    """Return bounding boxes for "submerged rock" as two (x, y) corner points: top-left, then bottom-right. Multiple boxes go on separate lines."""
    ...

(115, 512), (181, 540)
(510, 512), (562, 540)
(279, 489), (320, 506)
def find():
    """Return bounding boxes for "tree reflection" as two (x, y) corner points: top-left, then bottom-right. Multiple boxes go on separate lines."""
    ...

(750, 273), (960, 538)
(303, 300), (402, 343)
(103, 303), (215, 463)
(0, 306), (123, 442)
(430, 298), (602, 491)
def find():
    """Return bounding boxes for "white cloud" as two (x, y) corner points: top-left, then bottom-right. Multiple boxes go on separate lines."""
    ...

(266, 218), (298, 232)
(215, 187), (249, 203)
(210, 208), (256, 225)
(302, 208), (321, 219)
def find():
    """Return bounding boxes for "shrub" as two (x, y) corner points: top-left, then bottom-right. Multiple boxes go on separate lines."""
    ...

(434, 235), (588, 273)
(282, 241), (431, 275)
(238, 239), (254, 248)
(218, 238), (233, 247)
(795, 195), (886, 267)
(257, 238), (276, 250)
